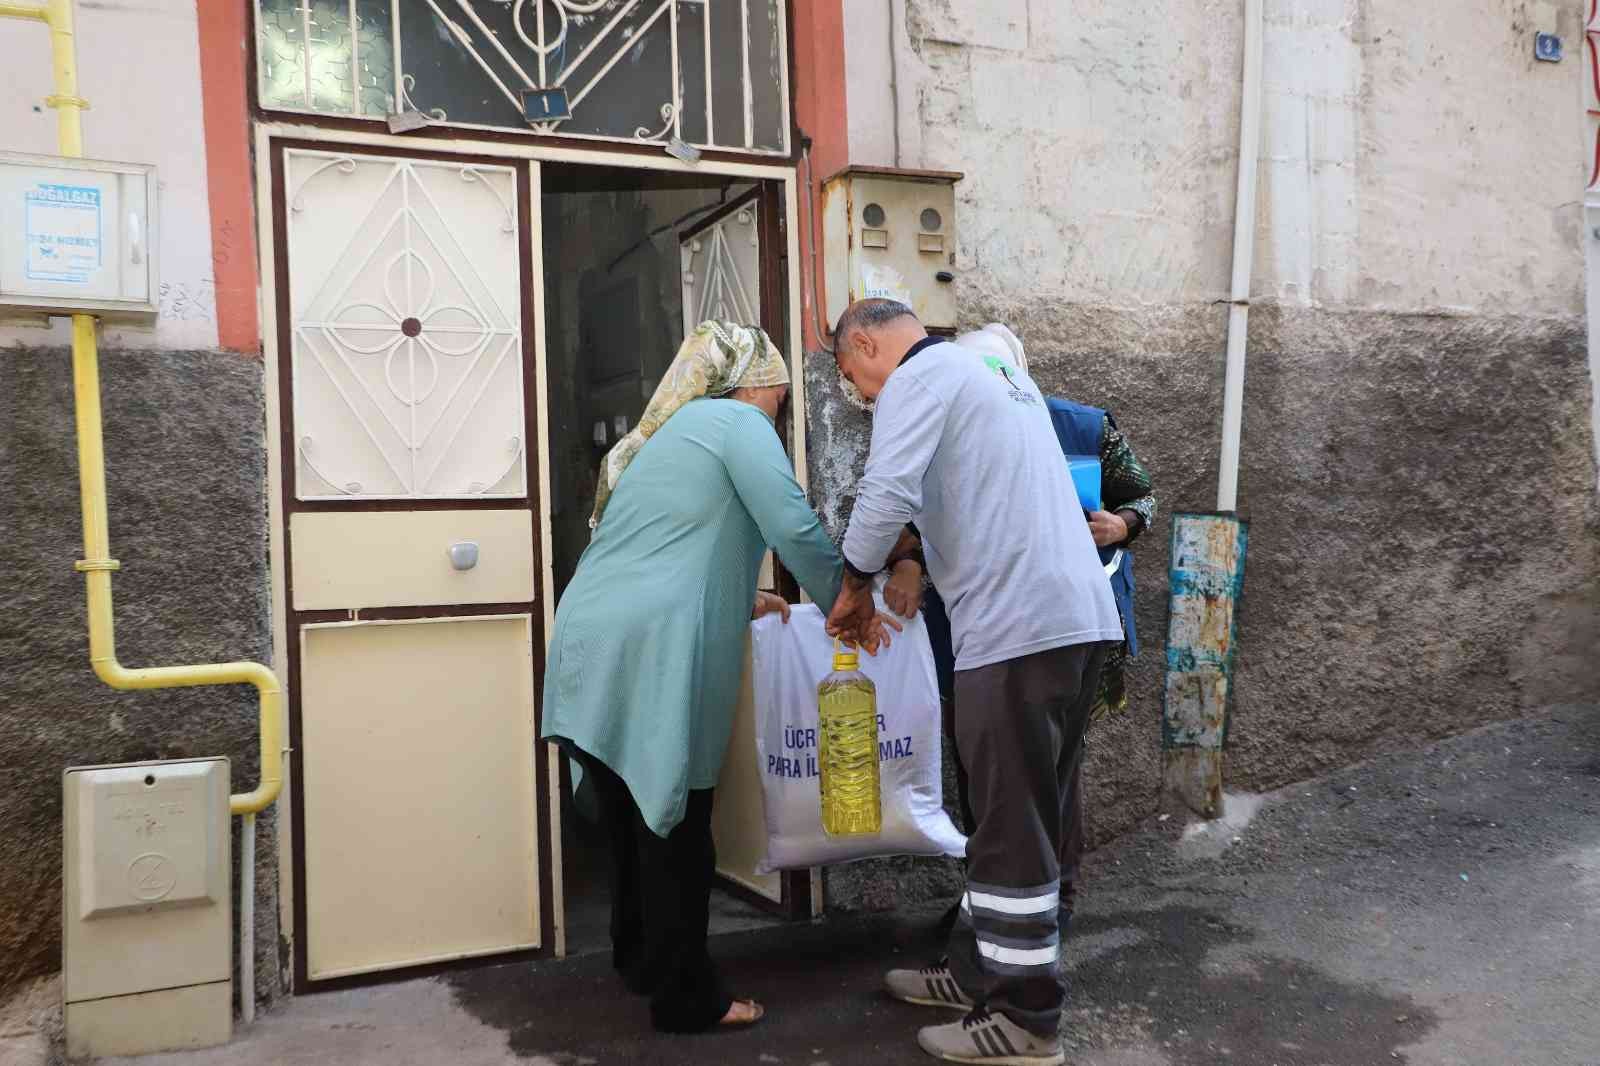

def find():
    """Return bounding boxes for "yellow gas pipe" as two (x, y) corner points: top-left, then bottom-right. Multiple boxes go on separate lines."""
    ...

(3, 0), (283, 816)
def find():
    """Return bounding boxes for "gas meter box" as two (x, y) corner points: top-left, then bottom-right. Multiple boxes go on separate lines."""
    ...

(63, 758), (231, 1058)
(821, 166), (962, 333)
(0, 151), (158, 319)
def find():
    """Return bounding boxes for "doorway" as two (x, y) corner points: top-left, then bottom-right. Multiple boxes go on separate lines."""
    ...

(266, 135), (812, 986)
(539, 162), (804, 953)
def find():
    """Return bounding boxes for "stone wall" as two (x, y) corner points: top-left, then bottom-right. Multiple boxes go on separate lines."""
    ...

(812, 0), (1600, 913)
(0, 346), (277, 1009)
(805, 300), (1600, 910)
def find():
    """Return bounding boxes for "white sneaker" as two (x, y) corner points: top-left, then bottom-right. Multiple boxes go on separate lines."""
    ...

(884, 960), (975, 1010)
(916, 1008), (1065, 1065)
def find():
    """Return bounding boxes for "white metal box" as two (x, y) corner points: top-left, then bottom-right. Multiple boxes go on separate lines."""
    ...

(63, 758), (231, 1058)
(0, 151), (158, 319)
(821, 165), (962, 332)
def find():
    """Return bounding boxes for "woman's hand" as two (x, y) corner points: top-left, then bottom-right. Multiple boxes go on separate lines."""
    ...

(861, 611), (904, 654)
(752, 591), (791, 623)
(1087, 510), (1129, 548)
(884, 559), (924, 619)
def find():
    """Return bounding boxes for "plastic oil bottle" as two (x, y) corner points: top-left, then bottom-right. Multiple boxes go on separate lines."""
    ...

(817, 641), (882, 836)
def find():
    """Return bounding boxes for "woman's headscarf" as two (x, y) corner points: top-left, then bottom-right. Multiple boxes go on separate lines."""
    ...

(955, 323), (1029, 374)
(590, 320), (789, 528)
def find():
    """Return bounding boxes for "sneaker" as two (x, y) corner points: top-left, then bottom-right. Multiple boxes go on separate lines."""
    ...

(916, 1008), (1065, 1065)
(884, 959), (974, 1010)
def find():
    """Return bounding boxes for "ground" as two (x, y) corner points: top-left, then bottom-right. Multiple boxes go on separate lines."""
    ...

(16, 707), (1595, 1066)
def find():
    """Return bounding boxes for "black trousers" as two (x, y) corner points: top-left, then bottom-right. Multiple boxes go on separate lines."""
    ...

(946, 642), (1109, 1037)
(578, 752), (731, 1033)
(943, 671), (1088, 919)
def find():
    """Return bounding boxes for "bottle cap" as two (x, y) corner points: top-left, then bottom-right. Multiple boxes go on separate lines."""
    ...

(833, 638), (859, 672)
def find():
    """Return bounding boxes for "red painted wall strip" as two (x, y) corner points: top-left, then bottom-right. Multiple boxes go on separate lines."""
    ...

(197, 0), (262, 354)
(791, 0), (849, 348)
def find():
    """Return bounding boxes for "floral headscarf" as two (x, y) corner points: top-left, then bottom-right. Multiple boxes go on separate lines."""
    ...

(956, 323), (1029, 374)
(590, 320), (789, 528)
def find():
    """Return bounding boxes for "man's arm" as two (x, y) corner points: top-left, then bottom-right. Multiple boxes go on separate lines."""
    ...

(840, 376), (948, 573)
(830, 378), (947, 641)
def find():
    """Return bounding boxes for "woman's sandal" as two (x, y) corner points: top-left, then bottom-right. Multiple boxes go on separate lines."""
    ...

(718, 999), (765, 1027)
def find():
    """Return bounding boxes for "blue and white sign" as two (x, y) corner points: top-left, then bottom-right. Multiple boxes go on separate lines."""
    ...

(1535, 32), (1563, 63)
(25, 182), (103, 284)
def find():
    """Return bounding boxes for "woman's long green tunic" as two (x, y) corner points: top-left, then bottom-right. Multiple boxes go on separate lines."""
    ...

(542, 398), (842, 837)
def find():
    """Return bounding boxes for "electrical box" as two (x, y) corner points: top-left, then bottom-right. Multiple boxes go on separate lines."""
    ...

(0, 151), (159, 320)
(63, 758), (231, 1059)
(821, 165), (962, 332)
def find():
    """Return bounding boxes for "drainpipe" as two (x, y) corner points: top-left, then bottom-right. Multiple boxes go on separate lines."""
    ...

(1217, 0), (1264, 512)
(1, 0), (283, 1024)
(1159, 0), (1262, 820)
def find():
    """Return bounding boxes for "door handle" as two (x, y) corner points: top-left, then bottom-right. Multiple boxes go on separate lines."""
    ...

(128, 209), (143, 266)
(448, 541), (479, 571)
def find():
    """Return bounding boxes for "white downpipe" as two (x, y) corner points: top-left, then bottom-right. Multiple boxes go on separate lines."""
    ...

(239, 813), (256, 1025)
(1216, 0), (1265, 513)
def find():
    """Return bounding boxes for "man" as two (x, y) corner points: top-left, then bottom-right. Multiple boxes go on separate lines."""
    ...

(826, 299), (1122, 1066)
(884, 324), (1156, 940)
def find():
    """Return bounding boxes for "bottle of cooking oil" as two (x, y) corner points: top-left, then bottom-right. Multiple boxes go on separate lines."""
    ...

(817, 640), (882, 836)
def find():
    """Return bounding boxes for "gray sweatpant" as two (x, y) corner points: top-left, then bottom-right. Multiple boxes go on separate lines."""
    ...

(946, 641), (1110, 1037)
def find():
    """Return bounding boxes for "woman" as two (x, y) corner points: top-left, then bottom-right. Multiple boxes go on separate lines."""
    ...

(542, 321), (886, 1033)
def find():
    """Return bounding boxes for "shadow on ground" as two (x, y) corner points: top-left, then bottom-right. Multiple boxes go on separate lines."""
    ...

(1061, 906), (1437, 1063)
(446, 896), (1437, 1065)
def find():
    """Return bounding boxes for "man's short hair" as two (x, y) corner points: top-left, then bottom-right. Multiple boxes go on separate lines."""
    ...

(832, 298), (917, 350)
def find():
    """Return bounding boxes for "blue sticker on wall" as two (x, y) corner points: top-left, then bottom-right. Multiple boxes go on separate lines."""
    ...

(25, 182), (103, 284)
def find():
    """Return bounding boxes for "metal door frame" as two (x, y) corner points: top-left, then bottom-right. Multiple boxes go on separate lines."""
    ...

(255, 122), (815, 990)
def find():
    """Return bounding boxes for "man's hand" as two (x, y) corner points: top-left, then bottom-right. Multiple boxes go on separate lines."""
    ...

(751, 591), (791, 623)
(884, 559), (924, 619)
(1087, 510), (1130, 548)
(825, 576), (877, 646)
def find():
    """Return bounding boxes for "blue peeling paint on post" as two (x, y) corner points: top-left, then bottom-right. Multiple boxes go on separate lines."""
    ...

(1161, 512), (1249, 819)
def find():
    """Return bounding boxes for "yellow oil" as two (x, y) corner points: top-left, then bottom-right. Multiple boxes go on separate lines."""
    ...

(817, 650), (882, 837)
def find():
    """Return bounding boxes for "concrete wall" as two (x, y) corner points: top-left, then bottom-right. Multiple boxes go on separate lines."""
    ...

(0, 0), (280, 1020)
(0, 347), (277, 1010)
(0, 0), (221, 351)
(815, 0), (1600, 908)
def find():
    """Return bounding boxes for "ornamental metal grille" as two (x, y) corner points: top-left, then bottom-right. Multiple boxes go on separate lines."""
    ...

(257, 0), (791, 156)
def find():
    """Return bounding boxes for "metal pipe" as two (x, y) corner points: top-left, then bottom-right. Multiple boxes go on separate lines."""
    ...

(0, 0), (285, 819)
(799, 138), (834, 354)
(240, 814), (256, 1025)
(71, 319), (285, 817)
(1216, 0), (1264, 513)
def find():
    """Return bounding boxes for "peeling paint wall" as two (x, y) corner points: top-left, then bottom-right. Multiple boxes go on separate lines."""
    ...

(823, 0), (1600, 910)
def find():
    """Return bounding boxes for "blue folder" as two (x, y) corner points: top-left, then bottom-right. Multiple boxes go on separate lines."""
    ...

(1067, 456), (1101, 513)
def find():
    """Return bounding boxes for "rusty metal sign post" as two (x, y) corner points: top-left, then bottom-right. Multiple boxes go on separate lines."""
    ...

(1160, 513), (1249, 819)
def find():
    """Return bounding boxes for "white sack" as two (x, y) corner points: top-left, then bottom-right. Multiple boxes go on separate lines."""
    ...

(751, 602), (966, 873)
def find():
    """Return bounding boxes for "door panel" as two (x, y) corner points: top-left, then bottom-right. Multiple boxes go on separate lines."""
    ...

(284, 151), (527, 501)
(290, 510), (536, 611)
(300, 616), (539, 979)
(278, 145), (546, 984)
(710, 641), (783, 903)
(680, 190), (763, 334)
